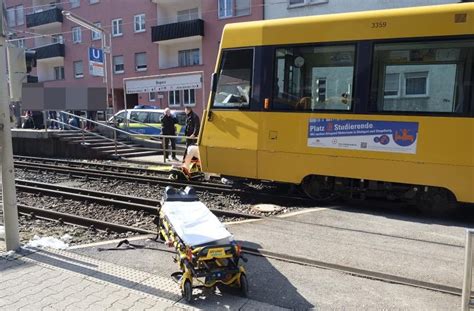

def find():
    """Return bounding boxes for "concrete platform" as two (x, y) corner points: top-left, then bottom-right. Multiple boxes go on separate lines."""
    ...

(68, 207), (463, 309)
(11, 128), (58, 139)
(0, 246), (285, 310)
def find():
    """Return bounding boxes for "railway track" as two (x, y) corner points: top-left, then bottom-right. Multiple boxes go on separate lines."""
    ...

(15, 179), (262, 220)
(241, 247), (463, 297)
(18, 204), (155, 235)
(14, 155), (229, 188)
(22, 203), (458, 299)
(14, 157), (314, 204)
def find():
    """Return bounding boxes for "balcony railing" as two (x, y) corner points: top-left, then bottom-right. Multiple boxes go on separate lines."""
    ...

(33, 43), (65, 60)
(26, 7), (63, 28)
(152, 19), (204, 42)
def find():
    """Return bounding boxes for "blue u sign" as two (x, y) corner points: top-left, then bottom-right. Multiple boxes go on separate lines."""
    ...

(89, 47), (103, 63)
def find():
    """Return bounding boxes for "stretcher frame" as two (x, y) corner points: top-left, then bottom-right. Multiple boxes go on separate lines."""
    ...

(156, 187), (248, 303)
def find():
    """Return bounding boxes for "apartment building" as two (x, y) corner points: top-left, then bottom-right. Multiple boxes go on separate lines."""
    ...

(4, 0), (264, 114)
(264, 0), (463, 19)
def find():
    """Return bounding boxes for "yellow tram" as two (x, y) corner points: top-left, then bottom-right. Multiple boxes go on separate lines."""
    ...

(199, 3), (474, 211)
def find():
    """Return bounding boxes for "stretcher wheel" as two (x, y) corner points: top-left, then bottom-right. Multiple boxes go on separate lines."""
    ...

(182, 280), (192, 303)
(239, 274), (248, 297)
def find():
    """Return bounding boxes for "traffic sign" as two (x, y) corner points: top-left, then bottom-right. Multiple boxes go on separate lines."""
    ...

(88, 47), (104, 77)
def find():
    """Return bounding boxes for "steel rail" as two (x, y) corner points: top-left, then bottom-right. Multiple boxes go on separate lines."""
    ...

(14, 155), (188, 178)
(18, 204), (156, 235)
(241, 247), (463, 297)
(15, 179), (262, 220)
(14, 161), (231, 192)
(14, 160), (313, 203)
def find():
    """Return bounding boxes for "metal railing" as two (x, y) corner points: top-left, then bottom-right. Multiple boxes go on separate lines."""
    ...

(49, 111), (193, 162)
(462, 229), (474, 310)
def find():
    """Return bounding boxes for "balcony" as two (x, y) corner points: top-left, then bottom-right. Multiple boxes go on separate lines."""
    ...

(33, 43), (65, 60)
(152, 19), (204, 43)
(26, 7), (63, 28)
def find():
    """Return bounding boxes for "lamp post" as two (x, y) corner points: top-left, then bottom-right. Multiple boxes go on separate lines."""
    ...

(61, 11), (116, 114)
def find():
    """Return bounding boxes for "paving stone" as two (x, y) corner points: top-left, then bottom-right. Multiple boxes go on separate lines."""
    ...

(0, 247), (282, 311)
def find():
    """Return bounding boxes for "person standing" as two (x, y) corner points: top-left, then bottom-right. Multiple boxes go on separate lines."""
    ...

(161, 108), (179, 161)
(183, 107), (200, 159)
(22, 110), (35, 129)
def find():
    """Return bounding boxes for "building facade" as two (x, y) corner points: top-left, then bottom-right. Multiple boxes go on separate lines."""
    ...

(264, 0), (462, 19)
(4, 0), (263, 115)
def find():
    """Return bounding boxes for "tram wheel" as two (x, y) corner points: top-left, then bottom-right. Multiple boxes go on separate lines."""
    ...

(301, 175), (337, 201)
(417, 187), (458, 216)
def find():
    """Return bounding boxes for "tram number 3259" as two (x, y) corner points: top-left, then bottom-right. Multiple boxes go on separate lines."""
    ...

(371, 21), (387, 28)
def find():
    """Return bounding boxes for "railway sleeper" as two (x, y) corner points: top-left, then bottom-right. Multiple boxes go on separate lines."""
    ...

(301, 174), (459, 214)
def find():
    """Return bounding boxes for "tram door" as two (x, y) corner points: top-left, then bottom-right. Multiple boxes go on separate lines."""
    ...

(200, 49), (259, 179)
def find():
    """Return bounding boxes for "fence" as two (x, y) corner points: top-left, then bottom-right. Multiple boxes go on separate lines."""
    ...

(50, 111), (193, 162)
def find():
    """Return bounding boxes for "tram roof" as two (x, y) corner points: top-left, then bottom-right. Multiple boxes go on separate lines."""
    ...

(220, 3), (474, 49)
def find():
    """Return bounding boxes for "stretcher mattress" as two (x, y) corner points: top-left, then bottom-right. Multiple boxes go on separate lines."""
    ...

(162, 201), (233, 247)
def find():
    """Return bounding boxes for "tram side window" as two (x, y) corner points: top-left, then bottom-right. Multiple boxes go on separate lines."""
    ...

(371, 40), (474, 113)
(273, 45), (355, 111)
(213, 49), (253, 109)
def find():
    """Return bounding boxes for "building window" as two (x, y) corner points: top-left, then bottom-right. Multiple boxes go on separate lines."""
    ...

(72, 27), (81, 43)
(288, 0), (329, 7)
(404, 72), (428, 97)
(383, 73), (400, 97)
(16, 5), (24, 26)
(70, 0), (80, 8)
(7, 5), (24, 27)
(177, 8), (199, 22)
(112, 18), (123, 37)
(91, 22), (101, 40)
(74, 61), (84, 79)
(169, 90), (180, 106)
(218, 0), (250, 19)
(54, 66), (65, 80)
(52, 34), (64, 44)
(149, 92), (156, 102)
(6, 8), (15, 27)
(89, 0), (99, 4)
(135, 52), (147, 71)
(183, 89), (196, 106)
(178, 49), (200, 67)
(134, 14), (145, 33)
(113, 55), (124, 74)
(219, 0), (233, 18)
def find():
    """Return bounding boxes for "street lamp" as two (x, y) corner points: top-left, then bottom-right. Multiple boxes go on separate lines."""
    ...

(61, 10), (116, 114)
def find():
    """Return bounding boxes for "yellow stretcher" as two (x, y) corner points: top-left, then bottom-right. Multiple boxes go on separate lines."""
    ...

(155, 186), (248, 303)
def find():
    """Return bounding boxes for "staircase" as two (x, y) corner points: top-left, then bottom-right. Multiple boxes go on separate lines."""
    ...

(53, 130), (161, 159)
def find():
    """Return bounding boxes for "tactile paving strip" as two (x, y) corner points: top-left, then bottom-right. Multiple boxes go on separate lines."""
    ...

(15, 247), (188, 308)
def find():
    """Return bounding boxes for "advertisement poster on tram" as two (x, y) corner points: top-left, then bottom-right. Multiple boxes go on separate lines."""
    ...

(307, 118), (419, 154)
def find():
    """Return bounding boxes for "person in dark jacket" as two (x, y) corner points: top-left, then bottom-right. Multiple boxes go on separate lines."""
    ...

(22, 111), (35, 129)
(183, 107), (200, 159)
(161, 108), (178, 161)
